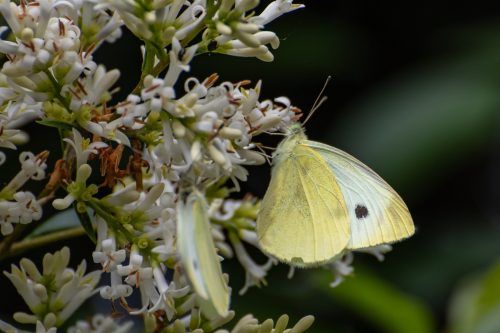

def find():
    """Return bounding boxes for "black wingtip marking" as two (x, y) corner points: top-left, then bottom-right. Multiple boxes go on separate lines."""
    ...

(355, 204), (369, 219)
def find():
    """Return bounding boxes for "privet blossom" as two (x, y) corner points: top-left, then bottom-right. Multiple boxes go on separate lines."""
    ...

(0, 1), (390, 332)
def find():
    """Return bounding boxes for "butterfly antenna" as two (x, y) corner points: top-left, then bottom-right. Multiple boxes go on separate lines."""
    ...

(302, 75), (332, 126)
(263, 131), (287, 136)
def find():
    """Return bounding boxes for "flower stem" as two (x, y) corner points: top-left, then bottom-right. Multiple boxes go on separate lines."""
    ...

(0, 227), (86, 260)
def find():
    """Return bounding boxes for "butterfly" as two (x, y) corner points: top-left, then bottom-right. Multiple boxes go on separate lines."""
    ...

(177, 189), (230, 318)
(256, 123), (415, 267)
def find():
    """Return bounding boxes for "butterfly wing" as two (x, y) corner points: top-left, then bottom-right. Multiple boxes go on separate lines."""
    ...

(305, 141), (415, 249)
(257, 143), (350, 267)
(177, 190), (229, 319)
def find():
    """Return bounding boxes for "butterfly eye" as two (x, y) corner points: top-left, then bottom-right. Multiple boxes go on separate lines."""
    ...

(354, 204), (369, 219)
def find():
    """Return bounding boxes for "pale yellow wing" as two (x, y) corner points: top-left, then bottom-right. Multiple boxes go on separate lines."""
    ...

(305, 141), (415, 249)
(177, 190), (229, 319)
(256, 144), (350, 267)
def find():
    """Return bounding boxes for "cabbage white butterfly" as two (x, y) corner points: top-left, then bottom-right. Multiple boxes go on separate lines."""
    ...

(256, 122), (415, 268)
(177, 189), (230, 318)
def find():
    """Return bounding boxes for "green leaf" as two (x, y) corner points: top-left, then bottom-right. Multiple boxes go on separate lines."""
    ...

(448, 261), (500, 333)
(74, 204), (97, 244)
(28, 209), (81, 238)
(312, 269), (435, 333)
(330, 42), (500, 193)
(142, 41), (157, 75)
(37, 119), (75, 131)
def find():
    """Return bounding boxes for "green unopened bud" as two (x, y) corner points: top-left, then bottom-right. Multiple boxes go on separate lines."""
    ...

(145, 11), (156, 24)
(13, 312), (37, 324)
(21, 28), (34, 42)
(258, 319), (273, 333)
(219, 127), (242, 140)
(202, 310), (235, 332)
(257, 51), (274, 62)
(274, 314), (289, 333)
(144, 313), (157, 333)
(148, 110), (160, 122)
(137, 237), (150, 249)
(189, 307), (201, 331)
(76, 201), (87, 213)
(216, 21), (232, 35)
(172, 120), (186, 138)
(43, 312), (57, 329)
(238, 324), (259, 333)
(235, 31), (260, 48)
(173, 319), (186, 333)
(208, 143), (227, 166)
(290, 315), (314, 333)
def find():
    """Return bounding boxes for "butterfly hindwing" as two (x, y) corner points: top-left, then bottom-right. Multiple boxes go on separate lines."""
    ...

(257, 143), (351, 267)
(304, 140), (415, 249)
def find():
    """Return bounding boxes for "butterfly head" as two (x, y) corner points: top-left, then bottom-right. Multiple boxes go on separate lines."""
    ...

(285, 122), (305, 137)
(272, 123), (307, 163)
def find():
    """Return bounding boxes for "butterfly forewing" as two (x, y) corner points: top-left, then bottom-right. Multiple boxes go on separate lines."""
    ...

(304, 141), (415, 249)
(257, 143), (350, 267)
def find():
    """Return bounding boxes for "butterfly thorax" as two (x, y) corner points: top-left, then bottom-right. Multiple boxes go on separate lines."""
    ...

(272, 123), (307, 165)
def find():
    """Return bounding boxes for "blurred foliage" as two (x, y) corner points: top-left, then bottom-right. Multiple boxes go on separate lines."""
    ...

(448, 262), (500, 333)
(313, 270), (434, 333)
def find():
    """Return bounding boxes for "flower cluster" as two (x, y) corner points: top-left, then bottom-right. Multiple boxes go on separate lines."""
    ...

(0, 1), (398, 333)
(0, 247), (101, 332)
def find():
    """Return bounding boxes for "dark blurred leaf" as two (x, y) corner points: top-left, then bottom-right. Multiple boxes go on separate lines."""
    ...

(330, 39), (500, 193)
(448, 261), (500, 333)
(28, 209), (80, 238)
(36, 120), (75, 130)
(312, 269), (434, 333)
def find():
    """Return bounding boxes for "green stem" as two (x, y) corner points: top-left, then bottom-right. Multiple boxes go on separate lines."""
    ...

(43, 69), (71, 110)
(132, 41), (169, 95)
(0, 224), (28, 261)
(0, 227), (86, 260)
(88, 199), (135, 240)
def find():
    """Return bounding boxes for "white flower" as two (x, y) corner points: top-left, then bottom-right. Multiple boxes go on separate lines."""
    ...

(2, 151), (48, 195)
(4, 247), (101, 327)
(72, 65), (120, 107)
(116, 94), (148, 129)
(164, 38), (198, 87)
(356, 244), (393, 261)
(36, 321), (57, 333)
(328, 253), (354, 288)
(229, 232), (276, 295)
(117, 252), (153, 287)
(64, 128), (107, 168)
(68, 314), (133, 333)
(99, 271), (133, 300)
(251, 0), (304, 26)
(82, 117), (131, 146)
(92, 238), (127, 272)
(130, 266), (190, 320)
(52, 163), (95, 210)
(0, 191), (43, 235)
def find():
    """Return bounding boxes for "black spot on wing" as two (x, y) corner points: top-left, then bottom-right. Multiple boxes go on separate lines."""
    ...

(355, 204), (369, 219)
